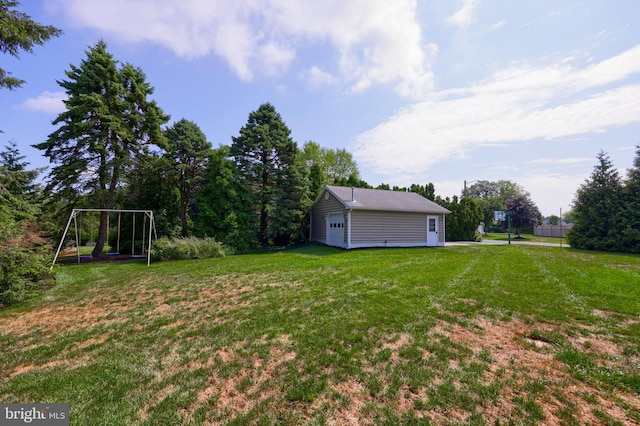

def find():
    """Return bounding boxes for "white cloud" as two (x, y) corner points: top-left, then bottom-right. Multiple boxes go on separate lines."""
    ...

(303, 67), (337, 87)
(447, 0), (481, 28)
(487, 20), (506, 32)
(50, 0), (435, 97)
(527, 157), (592, 165)
(352, 45), (640, 181)
(18, 91), (66, 114)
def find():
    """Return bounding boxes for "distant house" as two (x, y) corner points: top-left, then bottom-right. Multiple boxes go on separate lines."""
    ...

(310, 185), (450, 249)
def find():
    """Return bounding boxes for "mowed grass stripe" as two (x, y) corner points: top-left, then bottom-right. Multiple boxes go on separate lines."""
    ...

(1, 245), (639, 425)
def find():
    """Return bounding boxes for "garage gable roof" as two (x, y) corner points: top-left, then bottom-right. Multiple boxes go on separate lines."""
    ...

(321, 185), (451, 214)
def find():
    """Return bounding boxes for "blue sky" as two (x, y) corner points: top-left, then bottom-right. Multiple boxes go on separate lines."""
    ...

(2, 0), (640, 216)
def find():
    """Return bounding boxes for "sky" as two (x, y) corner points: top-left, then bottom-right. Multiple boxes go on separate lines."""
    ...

(2, 0), (640, 217)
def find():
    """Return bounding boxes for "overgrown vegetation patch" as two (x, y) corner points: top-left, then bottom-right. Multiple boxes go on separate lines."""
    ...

(1, 245), (639, 424)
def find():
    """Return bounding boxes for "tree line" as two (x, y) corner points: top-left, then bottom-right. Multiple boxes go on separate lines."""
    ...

(1, 39), (489, 306)
(31, 41), (502, 255)
(0, 3), (543, 305)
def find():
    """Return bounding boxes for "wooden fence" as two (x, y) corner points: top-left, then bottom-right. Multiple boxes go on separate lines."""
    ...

(534, 224), (573, 238)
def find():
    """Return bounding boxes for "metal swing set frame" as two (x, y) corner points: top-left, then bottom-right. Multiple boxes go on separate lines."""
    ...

(51, 209), (157, 269)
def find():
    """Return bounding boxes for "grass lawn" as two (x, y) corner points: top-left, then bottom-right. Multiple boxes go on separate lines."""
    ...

(483, 233), (567, 245)
(1, 244), (639, 425)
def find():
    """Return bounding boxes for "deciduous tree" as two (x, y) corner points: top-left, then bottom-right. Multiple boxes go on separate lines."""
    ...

(505, 196), (541, 237)
(547, 215), (560, 225)
(466, 180), (529, 228)
(300, 141), (361, 193)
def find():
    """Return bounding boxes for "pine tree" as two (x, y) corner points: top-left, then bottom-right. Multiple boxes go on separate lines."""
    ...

(165, 119), (212, 236)
(439, 196), (483, 241)
(0, 143), (48, 305)
(230, 103), (308, 245)
(0, 0), (62, 90)
(0, 141), (41, 200)
(0, 142), (40, 241)
(617, 146), (640, 253)
(34, 41), (169, 257)
(567, 152), (623, 251)
(194, 146), (257, 252)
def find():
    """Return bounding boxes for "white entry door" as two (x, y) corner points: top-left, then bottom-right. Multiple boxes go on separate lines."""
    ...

(427, 216), (439, 246)
(327, 213), (345, 247)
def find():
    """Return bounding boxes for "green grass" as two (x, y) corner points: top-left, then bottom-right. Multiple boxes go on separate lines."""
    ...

(483, 232), (567, 244)
(1, 244), (639, 425)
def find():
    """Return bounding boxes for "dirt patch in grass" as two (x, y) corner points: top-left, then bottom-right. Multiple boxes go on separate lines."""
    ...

(323, 378), (372, 425)
(430, 317), (639, 424)
(6, 356), (91, 379)
(195, 336), (297, 422)
(382, 332), (412, 362)
(4, 333), (110, 379)
(0, 296), (132, 337)
(3, 265), (637, 424)
(138, 335), (298, 424)
(304, 317), (639, 424)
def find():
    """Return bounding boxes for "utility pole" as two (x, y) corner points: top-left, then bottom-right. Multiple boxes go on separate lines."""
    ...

(463, 180), (477, 198)
(560, 207), (563, 248)
(507, 209), (511, 245)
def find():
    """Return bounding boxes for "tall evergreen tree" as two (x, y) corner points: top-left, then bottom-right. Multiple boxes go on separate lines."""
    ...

(0, 141), (41, 201)
(165, 119), (212, 236)
(230, 103), (308, 245)
(34, 41), (169, 257)
(0, 143), (49, 305)
(194, 146), (257, 251)
(617, 145), (640, 253)
(0, 142), (40, 241)
(567, 151), (623, 251)
(437, 196), (483, 241)
(409, 183), (436, 201)
(270, 151), (311, 245)
(0, 0), (62, 90)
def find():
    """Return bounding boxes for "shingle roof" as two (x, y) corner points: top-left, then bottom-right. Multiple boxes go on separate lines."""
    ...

(323, 185), (451, 214)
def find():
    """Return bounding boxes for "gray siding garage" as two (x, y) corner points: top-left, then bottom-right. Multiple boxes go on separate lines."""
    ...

(310, 185), (450, 249)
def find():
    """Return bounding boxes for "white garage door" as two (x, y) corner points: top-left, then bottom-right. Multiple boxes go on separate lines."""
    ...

(327, 213), (345, 247)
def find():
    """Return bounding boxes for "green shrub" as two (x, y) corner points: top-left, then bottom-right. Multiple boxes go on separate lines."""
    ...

(0, 246), (50, 306)
(150, 237), (227, 262)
